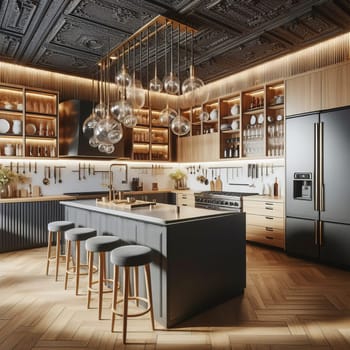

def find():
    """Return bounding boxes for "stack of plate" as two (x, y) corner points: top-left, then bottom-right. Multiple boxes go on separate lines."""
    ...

(0, 119), (10, 134)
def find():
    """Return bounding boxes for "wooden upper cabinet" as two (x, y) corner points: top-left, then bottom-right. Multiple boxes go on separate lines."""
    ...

(285, 71), (322, 116)
(322, 62), (350, 110)
(177, 133), (219, 162)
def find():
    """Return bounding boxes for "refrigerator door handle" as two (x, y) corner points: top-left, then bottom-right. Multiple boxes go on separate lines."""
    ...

(314, 122), (320, 211)
(320, 122), (325, 211)
(314, 220), (318, 245)
(319, 221), (323, 246)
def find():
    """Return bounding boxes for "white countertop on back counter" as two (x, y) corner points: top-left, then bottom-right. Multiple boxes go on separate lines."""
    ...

(60, 199), (237, 225)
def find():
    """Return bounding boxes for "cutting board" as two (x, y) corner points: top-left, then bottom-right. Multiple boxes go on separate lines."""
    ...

(97, 199), (156, 209)
(215, 175), (223, 191)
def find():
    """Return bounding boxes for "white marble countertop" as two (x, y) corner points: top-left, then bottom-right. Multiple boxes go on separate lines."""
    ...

(61, 199), (238, 225)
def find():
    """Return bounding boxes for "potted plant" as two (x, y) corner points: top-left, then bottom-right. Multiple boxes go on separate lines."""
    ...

(0, 166), (24, 198)
(169, 169), (187, 190)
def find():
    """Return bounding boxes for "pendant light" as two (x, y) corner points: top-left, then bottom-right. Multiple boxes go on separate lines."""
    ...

(149, 21), (163, 92)
(111, 46), (133, 124)
(94, 53), (123, 152)
(163, 22), (180, 94)
(182, 29), (206, 106)
(83, 70), (101, 140)
(126, 37), (146, 111)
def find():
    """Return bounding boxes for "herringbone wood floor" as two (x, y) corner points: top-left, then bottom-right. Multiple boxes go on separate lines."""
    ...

(1, 244), (350, 350)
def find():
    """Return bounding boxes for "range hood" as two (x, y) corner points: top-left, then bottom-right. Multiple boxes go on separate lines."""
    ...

(59, 100), (132, 159)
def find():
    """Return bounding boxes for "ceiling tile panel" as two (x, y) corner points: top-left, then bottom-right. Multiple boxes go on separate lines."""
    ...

(49, 17), (128, 56)
(35, 47), (96, 74)
(1, 0), (39, 35)
(67, 0), (155, 33)
(0, 32), (21, 57)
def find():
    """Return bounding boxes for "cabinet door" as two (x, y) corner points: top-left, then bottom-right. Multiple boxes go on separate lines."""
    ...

(322, 62), (350, 110)
(192, 133), (219, 162)
(177, 136), (192, 162)
(320, 222), (350, 268)
(285, 72), (321, 116)
(286, 217), (319, 259)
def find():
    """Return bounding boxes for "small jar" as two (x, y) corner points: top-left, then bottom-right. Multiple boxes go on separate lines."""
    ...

(4, 143), (14, 156)
(12, 119), (22, 135)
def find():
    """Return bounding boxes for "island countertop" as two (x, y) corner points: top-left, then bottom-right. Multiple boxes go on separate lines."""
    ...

(61, 199), (235, 225)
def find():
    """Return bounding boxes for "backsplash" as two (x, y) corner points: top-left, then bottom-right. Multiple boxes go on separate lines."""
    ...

(0, 158), (284, 197)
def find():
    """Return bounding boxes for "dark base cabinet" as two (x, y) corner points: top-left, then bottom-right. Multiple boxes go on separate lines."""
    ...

(64, 203), (246, 327)
(0, 201), (64, 252)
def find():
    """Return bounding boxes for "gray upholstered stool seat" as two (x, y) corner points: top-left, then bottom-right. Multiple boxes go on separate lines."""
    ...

(110, 245), (154, 344)
(65, 227), (97, 242)
(85, 235), (123, 320)
(86, 236), (123, 253)
(64, 227), (97, 295)
(46, 220), (74, 281)
(48, 221), (74, 232)
(110, 245), (152, 266)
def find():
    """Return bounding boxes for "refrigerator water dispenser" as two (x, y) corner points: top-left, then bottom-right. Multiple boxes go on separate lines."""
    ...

(293, 172), (312, 200)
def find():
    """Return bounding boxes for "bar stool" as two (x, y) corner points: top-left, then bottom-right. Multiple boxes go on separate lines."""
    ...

(46, 220), (74, 281)
(85, 235), (123, 320)
(64, 227), (97, 295)
(110, 245), (155, 344)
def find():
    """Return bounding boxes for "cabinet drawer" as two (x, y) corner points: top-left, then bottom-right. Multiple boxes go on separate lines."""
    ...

(246, 214), (284, 230)
(176, 194), (195, 207)
(244, 201), (284, 217)
(246, 232), (285, 249)
(246, 225), (285, 248)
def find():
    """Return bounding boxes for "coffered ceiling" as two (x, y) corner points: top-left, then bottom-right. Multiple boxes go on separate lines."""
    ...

(1, 0), (350, 83)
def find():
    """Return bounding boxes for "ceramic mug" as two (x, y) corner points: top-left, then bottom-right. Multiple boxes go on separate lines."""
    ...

(12, 120), (22, 135)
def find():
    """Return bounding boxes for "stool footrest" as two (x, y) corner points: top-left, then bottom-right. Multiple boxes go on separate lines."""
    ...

(113, 296), (151, 318)
(88, 278), (114, 294)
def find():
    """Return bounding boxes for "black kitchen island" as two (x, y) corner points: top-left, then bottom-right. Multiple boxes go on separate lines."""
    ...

(61, 199), (246, 327)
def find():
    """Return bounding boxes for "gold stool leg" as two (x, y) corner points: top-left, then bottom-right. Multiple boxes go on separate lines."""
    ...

(122, 266), (130, 344)
(133, 266), (139, 306)
(111, 265), (119, 332)
(75, 241), (81, 295)
(98, 252), (105, 320)
(64, 239), (71, 290)
(145, 264), (155, 330)
(46, 231), (53, 275)
(55, 231), (61, 281)
(87, 251), (94, 308)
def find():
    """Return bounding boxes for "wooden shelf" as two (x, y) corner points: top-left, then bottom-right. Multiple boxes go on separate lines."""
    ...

(267, 103), (284, 110)
(222, 115), (240, 120)
(244, 107), (264, 115)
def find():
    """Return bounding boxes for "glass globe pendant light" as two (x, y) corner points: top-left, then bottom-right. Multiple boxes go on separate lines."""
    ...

(126, 37), (145, 110)
(149, 21), (163, 92)
(182, 29), (207, 106)
(159, 103), (178, 126)
(83, 71), (101, 139)
(170, 114), (191, 136)
(163, 22), (180, 95)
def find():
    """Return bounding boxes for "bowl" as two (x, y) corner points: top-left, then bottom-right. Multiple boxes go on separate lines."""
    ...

(231, 120), (239, 130)
(209, 109), (218, 121)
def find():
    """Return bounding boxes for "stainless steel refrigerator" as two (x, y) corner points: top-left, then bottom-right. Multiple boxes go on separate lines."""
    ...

(285, 108), (350, 268)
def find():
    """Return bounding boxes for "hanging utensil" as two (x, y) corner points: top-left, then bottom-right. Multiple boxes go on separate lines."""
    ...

(54, 166), (57, 184)
(22, 162), (25, 174)
(34, 162), (37, 174)
(43, 167), (49, 185)
(58, 167), (62, 183)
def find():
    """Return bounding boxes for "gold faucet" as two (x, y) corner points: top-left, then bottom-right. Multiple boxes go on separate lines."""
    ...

(108, 163), (128, 201)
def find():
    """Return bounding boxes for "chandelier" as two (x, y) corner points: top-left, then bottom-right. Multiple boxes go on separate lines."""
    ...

(83, 15), (206, 154)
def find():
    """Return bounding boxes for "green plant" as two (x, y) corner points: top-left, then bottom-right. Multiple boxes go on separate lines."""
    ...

(169, 169), (187, 181)
(0, 166), (24, 186)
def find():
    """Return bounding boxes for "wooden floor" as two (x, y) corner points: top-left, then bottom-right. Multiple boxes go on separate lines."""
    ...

(1, 244), (350, 350)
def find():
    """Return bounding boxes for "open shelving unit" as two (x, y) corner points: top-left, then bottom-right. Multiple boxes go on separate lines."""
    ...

(0, 84), (58, 158)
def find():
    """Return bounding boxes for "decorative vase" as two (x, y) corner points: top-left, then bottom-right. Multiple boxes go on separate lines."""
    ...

(0, 185), (8, 198)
